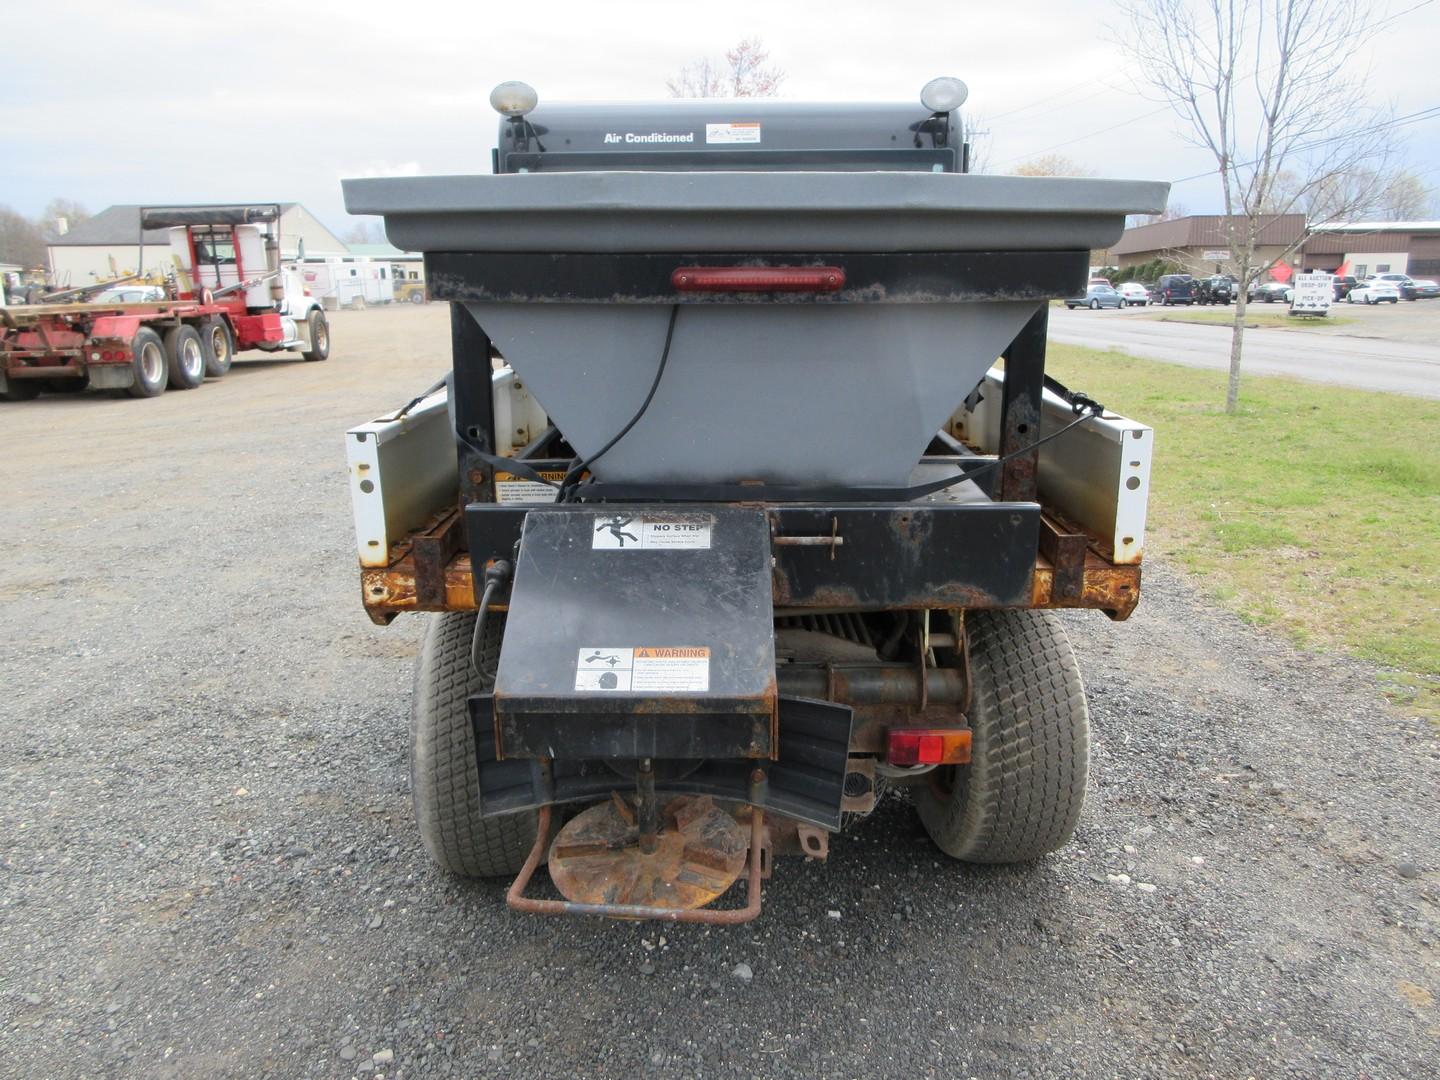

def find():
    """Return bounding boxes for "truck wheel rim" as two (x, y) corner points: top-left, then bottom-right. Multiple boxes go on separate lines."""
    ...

(183, 338), (203, 377)
(211, 326), (230, 364)
(139, 343), (163, 384)
(315, 321), (328, 350)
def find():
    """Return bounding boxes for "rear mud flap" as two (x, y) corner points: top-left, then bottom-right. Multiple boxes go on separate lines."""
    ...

(469, 693), (853, 831)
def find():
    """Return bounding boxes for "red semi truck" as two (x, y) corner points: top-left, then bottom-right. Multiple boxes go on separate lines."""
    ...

(0, 204), (329, 401)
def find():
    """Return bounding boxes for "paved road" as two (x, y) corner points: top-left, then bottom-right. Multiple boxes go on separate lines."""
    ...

(1050, 306), (1440, 398)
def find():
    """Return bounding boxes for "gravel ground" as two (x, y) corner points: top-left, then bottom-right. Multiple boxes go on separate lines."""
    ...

(2, 304), (1437, 1078)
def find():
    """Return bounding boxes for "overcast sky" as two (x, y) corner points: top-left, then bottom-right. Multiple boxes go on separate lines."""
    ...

(2, 0), (1436, 235)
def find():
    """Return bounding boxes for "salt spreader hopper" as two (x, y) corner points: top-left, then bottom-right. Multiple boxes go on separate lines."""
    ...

(342, 79), (1167, 923)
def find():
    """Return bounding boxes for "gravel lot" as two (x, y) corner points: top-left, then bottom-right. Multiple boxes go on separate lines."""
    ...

(3, 304), (1437, 1078)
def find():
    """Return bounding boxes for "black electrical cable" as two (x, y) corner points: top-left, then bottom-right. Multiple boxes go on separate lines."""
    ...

(949, 408), (1099, 483)
(391, 374), (449, 420)
(910, 389), (1106, 497)
(470, 560), (512, 676)
(557, 304), (680, 502)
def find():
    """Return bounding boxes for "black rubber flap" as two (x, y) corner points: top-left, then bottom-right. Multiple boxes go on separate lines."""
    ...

(471, 693), (853, 830)
(494, 507), (777, 759)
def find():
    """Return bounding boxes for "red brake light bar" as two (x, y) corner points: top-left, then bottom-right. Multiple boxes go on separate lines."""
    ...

(885, 728), (972, 767)
(671, 266), (846, 293)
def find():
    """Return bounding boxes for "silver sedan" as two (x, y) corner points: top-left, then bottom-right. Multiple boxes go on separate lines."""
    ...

(1064, 283), (1125, 310)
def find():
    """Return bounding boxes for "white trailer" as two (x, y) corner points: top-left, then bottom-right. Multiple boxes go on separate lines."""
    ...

(301, 257), (395, 307)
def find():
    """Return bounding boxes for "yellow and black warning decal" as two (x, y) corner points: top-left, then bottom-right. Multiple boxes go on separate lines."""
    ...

(494, 470), (567, 504)
(573, 646), (710, 692)
(632, 646), (710, 692)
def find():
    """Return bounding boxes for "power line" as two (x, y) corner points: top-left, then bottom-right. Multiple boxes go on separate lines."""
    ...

(993, 106), (1174, 168)
(988, 78), (1129, 122)
(1169, 105), (1440, 184)
(989, 0), (1438, 170)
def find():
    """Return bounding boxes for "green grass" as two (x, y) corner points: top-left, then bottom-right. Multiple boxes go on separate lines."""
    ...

(1046, 344), (1440, 721)
(1148, 309), (1355, 329)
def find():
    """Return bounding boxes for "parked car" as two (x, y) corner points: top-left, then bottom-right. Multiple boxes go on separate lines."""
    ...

(89, 285), (167, 304)
(1116, 281), (1150, 306)
(1247, 281), (1292, 304)
(1331, 275), (1357, 300)
(1152, 274), (1195, 306)
(1399, 278), (1439, 300)
(1370, 273), (1412, 286)
(1347, 280), (1401, 304)
(1194, 275), (1235, 305)
(1065, 283), (1125, 310)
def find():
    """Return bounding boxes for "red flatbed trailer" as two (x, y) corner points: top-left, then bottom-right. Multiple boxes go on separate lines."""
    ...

(0, 204), (331, 401)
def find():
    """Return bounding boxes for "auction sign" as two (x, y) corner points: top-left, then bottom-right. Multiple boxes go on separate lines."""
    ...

(1289, 272), (1333, 317)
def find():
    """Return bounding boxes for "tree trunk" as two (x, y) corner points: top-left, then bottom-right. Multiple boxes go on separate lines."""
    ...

(1227, 293), (1248, 413)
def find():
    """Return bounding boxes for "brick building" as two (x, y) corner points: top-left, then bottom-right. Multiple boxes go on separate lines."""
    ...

(1109, 214), (1440, 280)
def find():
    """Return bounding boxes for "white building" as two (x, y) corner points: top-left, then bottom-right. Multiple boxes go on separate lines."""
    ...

(46, 203), (348, 288)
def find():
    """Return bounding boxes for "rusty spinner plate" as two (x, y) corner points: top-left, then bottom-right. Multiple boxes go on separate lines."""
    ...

(548, 794), (748, 911)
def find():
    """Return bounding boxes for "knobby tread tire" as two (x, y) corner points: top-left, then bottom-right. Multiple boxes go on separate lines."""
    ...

(915, 609), (1089, 863)
(410, 611), (537, 878)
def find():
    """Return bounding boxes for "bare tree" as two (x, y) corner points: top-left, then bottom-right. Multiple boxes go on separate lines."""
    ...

(1118, 0), (1394, 412)
(1284, 166), (1435, 221)
(40, 198), (90, 237)
(1013, 153), (1095, 177)
(0, 207), (47, 268)
(1377, 171), (1432, 220)
(667, 37), (785, 98)
(342, 219), (386, 245)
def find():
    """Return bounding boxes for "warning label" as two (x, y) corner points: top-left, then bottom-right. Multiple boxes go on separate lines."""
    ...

(591, 515), (712, 550)
(705, 121), (761, 145)
(573, 646), (710, 692)
(634, 647), (710, 692)
(574, 647), (633, 691)
(494, 470), (566, 505)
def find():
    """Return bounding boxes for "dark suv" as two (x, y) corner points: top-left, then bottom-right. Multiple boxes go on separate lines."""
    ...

(1152, 274), (1195, 306)
(1195, 275), (1235, 305)
(1331, 275), (1357, 300)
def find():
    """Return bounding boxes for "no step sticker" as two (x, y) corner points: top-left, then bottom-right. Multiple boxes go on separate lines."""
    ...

(574, 646), (710, 692)
(591, 515), (712, 550)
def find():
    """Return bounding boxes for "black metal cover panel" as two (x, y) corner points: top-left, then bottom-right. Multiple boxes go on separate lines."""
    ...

(770, 504), (1040, 609)
(494, 508), (777, 759)
(467, 501), (1041, 612)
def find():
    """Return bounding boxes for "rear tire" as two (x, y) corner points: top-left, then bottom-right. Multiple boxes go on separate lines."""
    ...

(301, 309), (329, 361)
(411, 611), (538, 878)
(163, 325), (205, 390)
(409, 290), (425, 304)
(42, 377), (88, 394)
(3, 379), (41, 402)
(201, 318), (234, 378)
(914, 610), (1089, 863)
(127, 328), (168, 398)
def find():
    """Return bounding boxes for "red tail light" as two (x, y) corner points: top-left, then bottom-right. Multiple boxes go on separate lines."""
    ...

(672, 266), (845, 293)
(886, 728), (972, 766)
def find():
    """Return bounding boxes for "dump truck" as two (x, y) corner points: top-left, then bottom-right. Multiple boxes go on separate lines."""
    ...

(0, 204), (329, 401)
(341, 79), (1167, 923)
